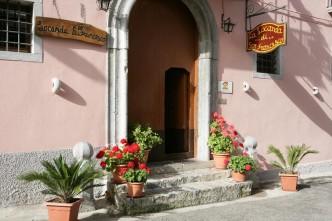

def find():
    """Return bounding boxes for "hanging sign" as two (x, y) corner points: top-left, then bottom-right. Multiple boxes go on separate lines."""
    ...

(247, 23), (286, 54)
(35, 17), (107, 46)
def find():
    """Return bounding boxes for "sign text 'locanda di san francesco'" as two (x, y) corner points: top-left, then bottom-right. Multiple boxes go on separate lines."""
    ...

(247, 23), (287, 54)
(35, 17), (108, 46)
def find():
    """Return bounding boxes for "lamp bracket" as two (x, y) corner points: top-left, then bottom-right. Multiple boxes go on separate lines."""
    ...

(245, 0), (286, 31)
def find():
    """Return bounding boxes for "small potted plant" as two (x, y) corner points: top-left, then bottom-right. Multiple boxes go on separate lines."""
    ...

(208, 112), (243, 169)
(123, 162), (151, 198)
(228, 155), (257, 182)
(96, 139), (143, 184)
(18, 155), (103, 221)
(267, 144), (318, 192)
(130, 124), (163, 163)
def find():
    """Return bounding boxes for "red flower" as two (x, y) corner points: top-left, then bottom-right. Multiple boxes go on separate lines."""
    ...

(233, 130), (238, 136)
(133, 157), (139, 166)
(245, 165), (252, 171)
(243, 152), (249, 157)
(224, 158), (229, 165)
(112, 146), (120, 152)
(127, 161), (135, 169)
(116, 153), (123, 159)
(100, 161), (107, 168)
(120, 138), (127, 145)
(232, 141), (239, 148)
(131, 143), (140, 153)
(239, 143), (244, 148)
(213, 112), (219, 119)
(96, 150), (105, 159)
(109, 151), (115, 157)
(118, 167), (128, 176)
(139, 163), (147, 169)
(123, 146), (129, 153)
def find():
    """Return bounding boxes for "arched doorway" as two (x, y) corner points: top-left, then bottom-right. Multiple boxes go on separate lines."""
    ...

(128, 0), (198, 161)
(107, 0), (218, 161)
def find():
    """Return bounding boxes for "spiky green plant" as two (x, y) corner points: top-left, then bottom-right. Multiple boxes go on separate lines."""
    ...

(18, 155), (103, 203)
(267, 144), (318, 174)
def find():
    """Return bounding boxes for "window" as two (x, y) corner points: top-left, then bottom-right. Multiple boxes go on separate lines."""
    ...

(328, 0), (332, 8)
(0, 0), (33, 53)
(254, 48), (281, 79)
(0, 0), (42, 62)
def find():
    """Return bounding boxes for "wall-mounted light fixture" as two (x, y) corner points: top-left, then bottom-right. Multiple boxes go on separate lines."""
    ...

(221, 14), (235, 33)
(242, 81), (251, 92)
(52, 78), (61, 94)
(96, 0), (111, 11)
(312, 87), (320, 96)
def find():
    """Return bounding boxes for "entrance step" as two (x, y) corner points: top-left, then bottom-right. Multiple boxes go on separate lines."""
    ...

(117, 179), (252, 215)
(98, 160), (253, 215)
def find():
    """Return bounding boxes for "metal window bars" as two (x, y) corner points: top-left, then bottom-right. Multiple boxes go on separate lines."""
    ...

(0, 0), (33, 53)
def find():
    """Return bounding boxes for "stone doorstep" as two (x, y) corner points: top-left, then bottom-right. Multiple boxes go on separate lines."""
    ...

(115, 178), (253, 215)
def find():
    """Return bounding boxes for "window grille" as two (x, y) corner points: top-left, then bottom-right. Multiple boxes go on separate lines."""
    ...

(0, 0), (33, 53)
(257, 49), (280, 75)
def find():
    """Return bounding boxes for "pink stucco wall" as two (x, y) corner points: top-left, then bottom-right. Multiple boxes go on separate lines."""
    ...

(211, 0), (332, 167)
(0, 1), (107, 152)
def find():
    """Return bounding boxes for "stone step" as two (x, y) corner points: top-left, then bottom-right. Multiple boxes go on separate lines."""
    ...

(148, 159), (215, 175)
(116, 178), (253, 215)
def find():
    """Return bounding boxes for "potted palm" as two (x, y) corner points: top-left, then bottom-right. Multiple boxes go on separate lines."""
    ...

(130, 124), (163, 163)
(267, 144), (318, 192)
(227, 155), (257, 182)
(18, 155), (103, 221)
(208, 112), (243, 169)
(123, 162), (150, 198)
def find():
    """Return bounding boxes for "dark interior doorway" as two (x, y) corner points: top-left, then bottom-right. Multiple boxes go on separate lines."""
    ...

(165, 68), (189, 154)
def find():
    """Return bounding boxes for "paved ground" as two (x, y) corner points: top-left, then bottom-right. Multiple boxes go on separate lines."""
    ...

(1, 175), (332, 221)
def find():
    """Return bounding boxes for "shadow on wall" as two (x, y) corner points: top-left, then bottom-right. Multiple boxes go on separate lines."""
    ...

(45, 38), (107, 84)
(58, 82), (87, 106)
(273, 0), (332, 136)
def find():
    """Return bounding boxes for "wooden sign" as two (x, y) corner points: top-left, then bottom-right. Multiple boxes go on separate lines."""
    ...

(35, 17), (107, 46)
(247, 23), (287, 54)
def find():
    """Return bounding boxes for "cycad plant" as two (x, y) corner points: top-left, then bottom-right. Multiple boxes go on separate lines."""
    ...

(18, 155), (103, 203)
(267, 144), (318, 174)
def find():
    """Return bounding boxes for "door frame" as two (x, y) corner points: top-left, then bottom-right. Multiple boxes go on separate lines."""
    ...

(107, 0), (218, 161)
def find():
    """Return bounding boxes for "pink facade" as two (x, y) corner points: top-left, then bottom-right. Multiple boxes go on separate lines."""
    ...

(0, 0), (331, 166)
(0, 0), (107, 152)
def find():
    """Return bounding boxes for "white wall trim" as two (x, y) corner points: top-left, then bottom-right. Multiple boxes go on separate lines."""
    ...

(107, 0), (219, 160)
(0, 0), (43, 62)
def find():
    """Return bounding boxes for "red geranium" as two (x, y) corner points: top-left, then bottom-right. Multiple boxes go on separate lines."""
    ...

(245, 165), (252, 171)
(100, 161), (107, 168)
(116, 153), (123, 159)
(224, 158), (229, 165)
(127, 161), (135, 169)
(139, 163), (147, 169)
(120, 138), (127, 145)
(96, 150), (105, 159)
(112, 146), (120, 152)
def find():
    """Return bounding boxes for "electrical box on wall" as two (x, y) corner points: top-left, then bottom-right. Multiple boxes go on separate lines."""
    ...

(218, 81), (233, 94)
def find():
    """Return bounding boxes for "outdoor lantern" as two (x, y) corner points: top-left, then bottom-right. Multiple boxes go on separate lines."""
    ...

(96, 0), (111, 11)
(221, 14), (235, 33)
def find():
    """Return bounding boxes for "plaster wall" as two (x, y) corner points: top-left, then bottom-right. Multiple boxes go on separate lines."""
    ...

(0, 0), (108, 152)
(211, 0), (332, 168)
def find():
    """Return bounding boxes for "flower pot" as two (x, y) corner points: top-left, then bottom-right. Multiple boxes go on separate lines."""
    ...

(142, 149), (151, 163)
(280, 173), (298, 192)
(232, 171), (246, 182)
(112, 165), (127, 184)
(45, 198), (83, 221)
(213, 153), (230, 169)
(127, 182), (144, 198)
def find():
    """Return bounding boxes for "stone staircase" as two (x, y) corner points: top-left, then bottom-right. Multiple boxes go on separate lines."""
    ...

(95, 160), (253, 215)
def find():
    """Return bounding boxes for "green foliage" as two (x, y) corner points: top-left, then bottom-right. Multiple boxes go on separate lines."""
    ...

(18, 155), (103, 203)
(123, 169), (149, 183)
(208, 132), (234, 154)
(130, 124), (163, 151)
(227, 156), (257, 174)
(267, 144), (319, 174)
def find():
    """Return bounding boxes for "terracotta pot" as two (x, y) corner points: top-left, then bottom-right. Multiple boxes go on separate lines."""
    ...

(127, 182), (145, 198)
(280, 173), (298, 192)
(112, 164), (127, 184)
(142, 149), (151, 163)
(45, 198), (83, 221)
(232, 171), (246, 182)
(213, 153), (230, 169)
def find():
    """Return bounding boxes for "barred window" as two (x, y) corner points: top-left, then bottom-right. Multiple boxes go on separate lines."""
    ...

(256, 49), (280, 75)
(0, 0), (33, 53)
(328, 0), (332, 8)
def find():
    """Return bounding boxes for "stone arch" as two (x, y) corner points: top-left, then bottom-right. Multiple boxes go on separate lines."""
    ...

(107, 0), (218, 160)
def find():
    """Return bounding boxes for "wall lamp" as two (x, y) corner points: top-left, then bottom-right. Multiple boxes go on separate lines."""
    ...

(96, 0), (111, 11)
(221, 14), (235, 33)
